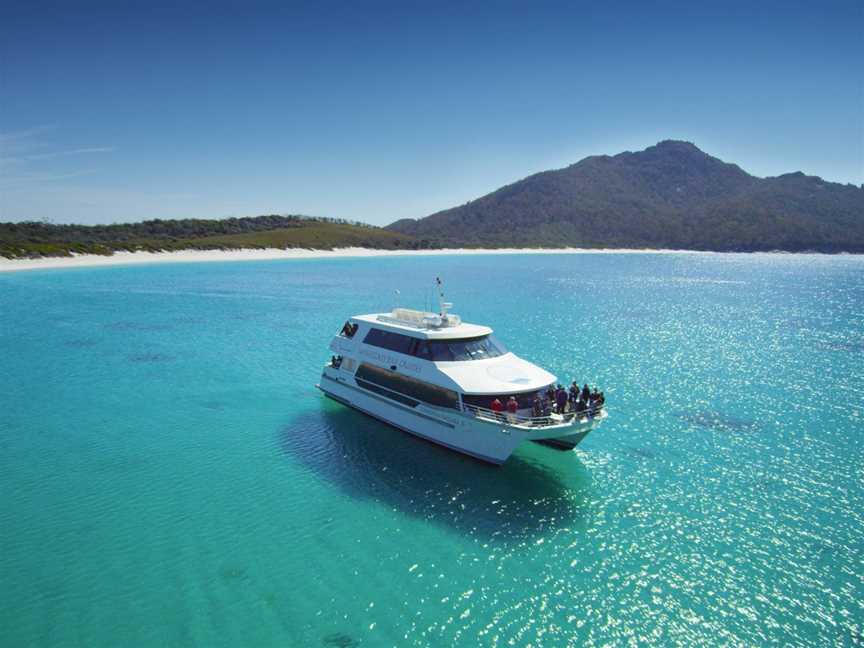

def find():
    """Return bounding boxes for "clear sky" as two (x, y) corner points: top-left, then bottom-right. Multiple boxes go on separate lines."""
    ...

(1, 0), (862, 225)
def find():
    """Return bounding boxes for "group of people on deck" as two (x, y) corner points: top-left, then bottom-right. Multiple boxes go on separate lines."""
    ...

(534, 382), (604, 418)
(488, 382), (605, 423)
(489, 395), (521, 422)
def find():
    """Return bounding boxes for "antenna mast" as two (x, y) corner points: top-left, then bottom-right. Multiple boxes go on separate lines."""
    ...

(435, 277), (451, 317)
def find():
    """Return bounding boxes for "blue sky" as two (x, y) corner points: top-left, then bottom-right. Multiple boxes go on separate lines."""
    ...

(1, 0), (861, 225)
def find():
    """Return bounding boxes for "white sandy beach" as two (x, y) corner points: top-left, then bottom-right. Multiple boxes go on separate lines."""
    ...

(0, 247), (709, 273)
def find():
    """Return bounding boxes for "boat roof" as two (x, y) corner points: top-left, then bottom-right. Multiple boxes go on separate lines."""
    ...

(352, 312), (492, 340)
(436, 354), (556, 394)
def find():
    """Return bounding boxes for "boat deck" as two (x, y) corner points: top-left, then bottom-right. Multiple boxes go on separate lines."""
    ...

(462, 403), (606, 430)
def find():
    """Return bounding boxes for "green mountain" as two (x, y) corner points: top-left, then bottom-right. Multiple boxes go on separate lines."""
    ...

(0, 215), (421, 259)
(387, 141), (864, 252)
(4, 143), (861, 258)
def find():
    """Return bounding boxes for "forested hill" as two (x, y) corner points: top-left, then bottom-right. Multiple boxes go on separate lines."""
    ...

(4, 143), (862, 258)
(387, 141), (864, 252)
(0, 215), (421, 259)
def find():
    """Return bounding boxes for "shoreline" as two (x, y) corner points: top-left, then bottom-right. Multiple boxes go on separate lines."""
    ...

(0, 246), (858, 273)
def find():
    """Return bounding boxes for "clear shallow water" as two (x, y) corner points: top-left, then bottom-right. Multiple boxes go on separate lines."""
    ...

(1, 253), (862, 647)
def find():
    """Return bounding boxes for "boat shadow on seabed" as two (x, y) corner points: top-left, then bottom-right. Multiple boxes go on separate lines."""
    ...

(278, 401), (594, 544)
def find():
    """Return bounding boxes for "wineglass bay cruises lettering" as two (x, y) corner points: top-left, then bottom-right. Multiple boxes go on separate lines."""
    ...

(317, 281), (607, 464)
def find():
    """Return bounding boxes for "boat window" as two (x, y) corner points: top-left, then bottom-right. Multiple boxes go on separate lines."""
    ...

(355, 378), (419, 408)
(340, 321), (359, 338)
(362, 328), (417, 355)
(363, 328), (507, 362)
(413, 340), (433, 360)
(427, 336), (508, 361)
(355, 363), (460, 410)
(463, 387), (546, 411)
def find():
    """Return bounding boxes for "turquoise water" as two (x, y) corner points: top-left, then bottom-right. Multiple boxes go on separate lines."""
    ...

(1, 253), (862, 647)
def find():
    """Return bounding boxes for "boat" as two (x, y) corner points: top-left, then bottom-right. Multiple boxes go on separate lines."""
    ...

(316, 280), (607, 464)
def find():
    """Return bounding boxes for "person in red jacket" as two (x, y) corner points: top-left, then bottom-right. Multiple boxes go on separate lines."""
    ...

(506, 396), (519, 423)
(490, 397), (504, 421)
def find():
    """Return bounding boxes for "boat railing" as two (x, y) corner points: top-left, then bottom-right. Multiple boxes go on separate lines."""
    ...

(461, 403), (604, 428)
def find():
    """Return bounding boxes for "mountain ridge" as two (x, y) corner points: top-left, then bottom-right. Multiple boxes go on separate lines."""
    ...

(387, 140), (864, 252)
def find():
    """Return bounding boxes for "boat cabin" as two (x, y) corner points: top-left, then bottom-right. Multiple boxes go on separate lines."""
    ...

(330, 308), (556, 416)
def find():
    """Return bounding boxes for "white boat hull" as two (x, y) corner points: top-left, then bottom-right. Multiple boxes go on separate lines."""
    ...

(318, 368), (605, 464)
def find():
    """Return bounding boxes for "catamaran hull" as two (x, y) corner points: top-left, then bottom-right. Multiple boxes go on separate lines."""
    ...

(532, 429), (592, 450)
(317, 372), (603, 464)
(318, 375), (520, 463)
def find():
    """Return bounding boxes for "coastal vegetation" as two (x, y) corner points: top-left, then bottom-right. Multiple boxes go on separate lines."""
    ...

(0, 215), (426, 259)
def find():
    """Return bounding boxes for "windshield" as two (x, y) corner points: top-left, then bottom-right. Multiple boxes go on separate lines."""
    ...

(425, 335), (508, 361)
(363, 328), (508, 361)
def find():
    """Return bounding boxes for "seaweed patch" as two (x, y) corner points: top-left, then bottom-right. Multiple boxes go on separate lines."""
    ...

(626, 447), (656, 460)
(322, 633), (359, 647)
(128, 352), (174, 363)
(220, 565), (250, 582)
(816, 339), (864, 353)
(105, 321), (172, 332)
(64, 338), (100, 348)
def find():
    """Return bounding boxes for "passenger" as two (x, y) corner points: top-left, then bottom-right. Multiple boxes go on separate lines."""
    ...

(581, 383), (591, 402)
(569, 382), (579, 409)
(596, 391), (605, 410)
(506, 396), (518, 423)
(531, 394), (543, 419)
(575, 397), (587, 416)
(588, 391), (600, 417)
(490, 397), (504, 421)
(555, 385), (568, 415)
(546, 385), (556, 403)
